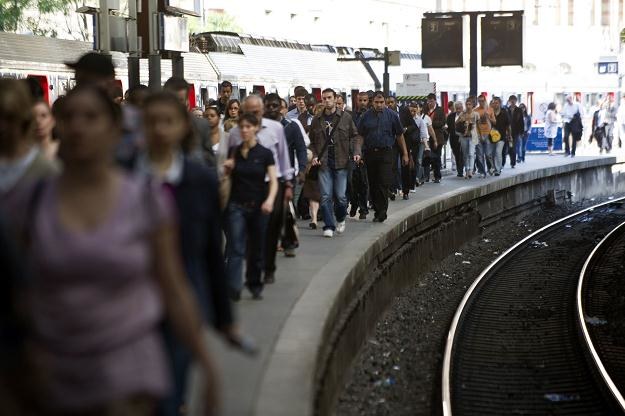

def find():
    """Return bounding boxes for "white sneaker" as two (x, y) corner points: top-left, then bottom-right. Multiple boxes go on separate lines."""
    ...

(336, 221), (346, 234)
(323, 229), (334, 238)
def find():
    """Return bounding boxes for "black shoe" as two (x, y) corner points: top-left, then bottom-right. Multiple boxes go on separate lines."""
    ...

(456, 174), (464, 178)
(309, 222), (317, 230)
(433, 179), (441, 183)
(264, 272), (275, 284)
(402, 194), (409, 200)
(284, 247), (296, 258)
(389, 193), (396, 201)
(251, 291), (263, 300)
(373, 216), (387, 223)
(301, 214), (311, 220)
(349, 208), (357, 217)
(359, 213), (367, 220)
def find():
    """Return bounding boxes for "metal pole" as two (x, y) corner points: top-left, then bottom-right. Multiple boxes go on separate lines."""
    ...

(127, 0), (140, 88)
(98, 0), (110, 53)
(172, 53), (184, 79)
(469, 13), (478, 97)
(148, 0), (161, 90)
(383, 46), (390, 96)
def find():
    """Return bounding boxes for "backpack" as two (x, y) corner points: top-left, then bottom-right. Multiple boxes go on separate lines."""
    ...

(570, 111), (583, 137)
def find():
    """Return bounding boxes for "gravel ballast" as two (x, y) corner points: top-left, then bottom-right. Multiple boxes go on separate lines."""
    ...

(336, 196), (620, 416)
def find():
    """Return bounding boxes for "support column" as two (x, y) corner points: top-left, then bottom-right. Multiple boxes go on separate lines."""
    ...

(172, 53), (184, 79)
(147, 0), (161, 90)
(469, 13), (478, 97)
(127, 0), (140, 88)
(383, 46), (390, 96)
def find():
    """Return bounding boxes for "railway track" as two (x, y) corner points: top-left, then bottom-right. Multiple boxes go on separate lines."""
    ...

(442, 197), (625, 416)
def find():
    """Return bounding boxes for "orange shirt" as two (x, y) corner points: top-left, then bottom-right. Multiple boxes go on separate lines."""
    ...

(476, 106), (493, 135)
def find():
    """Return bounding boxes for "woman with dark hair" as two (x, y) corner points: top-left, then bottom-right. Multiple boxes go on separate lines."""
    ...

(517, 103), (532, 162)
(0, 79), (58, 200)
(544, 102), (559, 156)
(32, 100), (59, 160)
(6, 85), (219, 415)
(223, 113), (278, 301)
(140, 92), (240, 414)
(223, 99), (240, 132)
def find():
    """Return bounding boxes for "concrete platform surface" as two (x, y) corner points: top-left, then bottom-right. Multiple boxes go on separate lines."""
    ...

(192, 153), (622, 416)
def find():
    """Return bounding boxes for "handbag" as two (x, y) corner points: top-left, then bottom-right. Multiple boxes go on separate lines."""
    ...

(489, 128), (502, 143)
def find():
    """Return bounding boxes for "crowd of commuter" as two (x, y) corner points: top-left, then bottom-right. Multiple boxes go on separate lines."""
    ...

(0, 51), (620, 415)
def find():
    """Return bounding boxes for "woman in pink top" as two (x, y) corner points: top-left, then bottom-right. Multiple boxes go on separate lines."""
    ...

(9, 85), (218, 415)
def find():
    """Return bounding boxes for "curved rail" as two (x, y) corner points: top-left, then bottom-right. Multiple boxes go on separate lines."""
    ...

(577, 220), (625, 412)
(441, 196), (625, 416)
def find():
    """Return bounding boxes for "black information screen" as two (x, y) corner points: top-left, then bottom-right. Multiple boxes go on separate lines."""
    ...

(421, 17), (463, 68)
(481, 15), (523, 66)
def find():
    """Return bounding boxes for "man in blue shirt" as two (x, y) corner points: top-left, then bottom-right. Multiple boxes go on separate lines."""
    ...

(358, 91), (409, 222)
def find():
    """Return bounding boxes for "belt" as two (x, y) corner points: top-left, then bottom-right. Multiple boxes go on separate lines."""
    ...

(366, 146), (393, 152)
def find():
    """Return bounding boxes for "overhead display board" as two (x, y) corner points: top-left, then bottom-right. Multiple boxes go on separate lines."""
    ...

(481, 15), (523, 66)
(421, 17), (463, 68)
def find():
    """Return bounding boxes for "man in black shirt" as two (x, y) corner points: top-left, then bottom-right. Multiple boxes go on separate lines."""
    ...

(216, 81), (233, 115)
(488, 97), (511, 176)
(505, 95), (524, 168)
(349, 92), (370, 219)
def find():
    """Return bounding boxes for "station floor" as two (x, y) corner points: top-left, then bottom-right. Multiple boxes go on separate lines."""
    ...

(189, 149), (621, 416)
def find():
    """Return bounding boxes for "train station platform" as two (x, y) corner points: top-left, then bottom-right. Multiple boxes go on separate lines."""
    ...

(191, 153), (625, 416)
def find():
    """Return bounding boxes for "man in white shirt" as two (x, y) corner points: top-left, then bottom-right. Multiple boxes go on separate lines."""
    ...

(561, 95), (583, 157)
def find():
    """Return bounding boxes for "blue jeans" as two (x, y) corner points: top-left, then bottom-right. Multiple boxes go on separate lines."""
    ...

(475, 138), (488, 175)
(516, 133), (529, 162)
(319, 167), (348, 231)
(224, 202), (269, 294)
(460, 137), (475, 175)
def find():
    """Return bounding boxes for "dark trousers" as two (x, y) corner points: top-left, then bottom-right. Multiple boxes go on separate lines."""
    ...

(365, 148), (393, 220)
(349, 160), (369, 214)
(502, 141), (509, 168)
(401, 141), (423, 194)
(423, 147), (442, 180)
(563, 122), (577, 156)
(389, 145), (401, 194)
(265, 182), (296, 274)
(225, 203), (269, 293)
(450, 136), (463, 176)
(506, 135), (519, 167)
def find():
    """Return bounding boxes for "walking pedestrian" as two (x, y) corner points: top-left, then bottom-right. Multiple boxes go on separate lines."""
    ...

(139, 92), (238, 414)
(32, 100), (59, 161)
(265, 93), (307, 255)
(475, 95), (494, 176)
(456, 97), (479, 179)
(0, 79), (59, 200)
(544, 102), (559, 156)
(223, 113), (278, 300)
(309, 88), (362, 237)
(216, 81), (233, 115)
(561, 94), (584, 157)
(7, 84), (220, 415)
(223, 98), (240, 132)
(424, 93), (446, 183)
(349, 92), (370, 219)
(505, 95), (524, 168)
(227, 95), (294, 284)
(400, 102), (429, 198)
(447, 101), (465, 177)
(517, 103), (531, 162)
(488, 97), (511, 175)
(358, 91), (409, 223)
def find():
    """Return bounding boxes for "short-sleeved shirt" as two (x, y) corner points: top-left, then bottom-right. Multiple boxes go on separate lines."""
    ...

(230, 143), (275, 206)
(358, 107), (403, 149)
(493, 109), (510, 136)
(16, 174), (174, 410)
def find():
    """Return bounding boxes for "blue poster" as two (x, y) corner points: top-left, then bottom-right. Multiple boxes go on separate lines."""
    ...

(527, 126), (563, 152)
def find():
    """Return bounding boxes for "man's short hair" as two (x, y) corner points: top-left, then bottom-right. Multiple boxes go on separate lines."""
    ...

(508, 95), (518, 102)
(408, 101), (419, 108)
(263, 93), (281, 104)
(294, 86), (308, 98)
(358, 91), (369, 97)
(322, 88), (336, 97)
(427, 93), (437, 100)
(164, 77), (189, 93)
(304, 93), (317, 104)
(220, 80), (232, 90)
(492, 96), (502, 104)
(372, 91), (386, 100)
